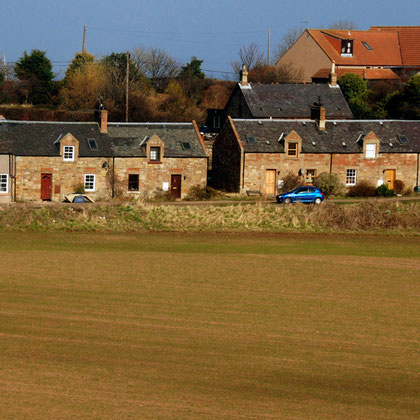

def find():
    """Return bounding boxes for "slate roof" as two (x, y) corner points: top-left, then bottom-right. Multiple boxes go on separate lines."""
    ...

(0, 121), (112, 156)
(0, 121), (206, 158)
(232, 119), (420, 154)
(238, 83), (353, 119)
(107, 123), (206, 158)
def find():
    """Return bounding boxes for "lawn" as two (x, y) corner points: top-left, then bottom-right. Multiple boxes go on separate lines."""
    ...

(0, 232), (419, 419)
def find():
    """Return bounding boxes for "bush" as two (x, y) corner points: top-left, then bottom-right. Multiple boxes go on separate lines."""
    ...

(184, 185), (220, 201)
(347, 180), (377, 197)
(393, 179), (405, 195)
(376, 184), (396, 197)
(314, 172), (344, 197)
(279, 171), (303, 193)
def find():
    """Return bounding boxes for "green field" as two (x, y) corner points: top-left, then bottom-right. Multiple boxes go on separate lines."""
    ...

(1, 232), (419, 419)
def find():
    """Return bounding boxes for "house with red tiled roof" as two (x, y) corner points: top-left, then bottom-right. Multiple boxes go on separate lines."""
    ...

(277, 26), (420, 83)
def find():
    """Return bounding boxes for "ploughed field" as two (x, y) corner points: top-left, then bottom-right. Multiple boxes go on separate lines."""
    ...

(0, 232), (419, 419)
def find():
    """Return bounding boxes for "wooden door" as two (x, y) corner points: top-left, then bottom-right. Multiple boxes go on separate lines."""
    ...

(41, 173), (52, 201)
(385, 169), (396, 190)
(265, 169), (276, 195)
(170, 174), (182, 199)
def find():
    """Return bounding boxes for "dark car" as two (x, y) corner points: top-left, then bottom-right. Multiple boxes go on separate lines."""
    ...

(276, 186), (324, 204)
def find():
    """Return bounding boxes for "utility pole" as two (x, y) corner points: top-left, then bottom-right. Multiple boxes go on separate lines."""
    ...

(2, 51), (6, 80)
(267, 29), (271, 65)
(82, 25), (86, 53)
(126, 51), (130, 122)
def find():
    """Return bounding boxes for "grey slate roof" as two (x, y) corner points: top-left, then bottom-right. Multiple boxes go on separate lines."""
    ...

(0, 121), (112, 156)
(238, 83), (353, 119)
(107, 123), (206, 158)
(0, 121), (206, 158)
(232, 119), (420, 154)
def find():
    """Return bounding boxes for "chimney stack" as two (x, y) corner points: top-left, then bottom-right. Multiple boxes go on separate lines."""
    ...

(330, 60), (337, 87)
(240, 64), (248, 86)
(311, 96), (326, 131)
(99, 110), (108, 134)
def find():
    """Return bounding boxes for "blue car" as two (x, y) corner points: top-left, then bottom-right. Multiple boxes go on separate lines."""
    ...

(276, 186), (324, 204)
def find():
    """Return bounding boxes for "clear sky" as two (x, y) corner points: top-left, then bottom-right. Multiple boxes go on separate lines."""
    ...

(1, 0), (419, 79)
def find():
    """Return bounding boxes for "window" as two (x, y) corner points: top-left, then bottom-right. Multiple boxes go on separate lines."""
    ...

(397, 135), (409, 145)
(84, 174), (95, 192)
(306, 169), (316, 185)
(0, 174), (8, 193)
(346, 169), (357, 185)
(88, 139), (98, 150)
(245, 134), (256, 144)
(63, 146), (74, 161)
(150, 147), (161, 162)
(182, 142), (191, 150)
(128, 174), (139, 191)
(365, 143), (376, 158)
(287, 142), (298, 157)
(362, 41), (373, 50)
(341, 40), (353, 56)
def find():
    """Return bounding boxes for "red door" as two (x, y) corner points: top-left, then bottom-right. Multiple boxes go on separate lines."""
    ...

(41, 174), (52, 201)
(170, 175), (182, 199)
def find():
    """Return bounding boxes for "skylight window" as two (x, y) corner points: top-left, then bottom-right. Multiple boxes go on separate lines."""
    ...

(362, 41), (373, 50)
(397, 135), (409, 145)
(182, 142), (191, 150)
(88, 139), (98, 150)
(245, 134), (256, 143)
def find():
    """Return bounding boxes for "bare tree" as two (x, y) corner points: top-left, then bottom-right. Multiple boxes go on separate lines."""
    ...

(132, 46), (179, 82)
(231, 43), (265, 76)
(328, 20), (358, 30)
(273, 26), (305, 63)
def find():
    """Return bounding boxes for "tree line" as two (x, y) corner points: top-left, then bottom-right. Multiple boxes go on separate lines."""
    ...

(0, 23), (418, 122)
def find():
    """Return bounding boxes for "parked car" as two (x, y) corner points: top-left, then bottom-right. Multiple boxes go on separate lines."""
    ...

(276, 187), (324, 204)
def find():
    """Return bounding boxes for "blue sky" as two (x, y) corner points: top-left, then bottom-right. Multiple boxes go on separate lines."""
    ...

(1, 0), (419, 79)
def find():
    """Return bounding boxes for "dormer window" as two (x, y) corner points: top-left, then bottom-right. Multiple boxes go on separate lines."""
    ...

(63, 146), (74, 161)
(365, 143), (377, 158)
(150, 147), (161, 162)
(287, 142), (298, 157)
(341, 40), (353, 56)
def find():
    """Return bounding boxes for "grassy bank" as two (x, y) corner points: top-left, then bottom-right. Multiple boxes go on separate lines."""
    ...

(1, 201), (419, 234)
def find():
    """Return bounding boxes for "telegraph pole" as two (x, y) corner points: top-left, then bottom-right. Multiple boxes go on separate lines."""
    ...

(82, 25), (86, 53)
(267, 29), (271, 65)
(2, 51), (6, 80)
(126, 51), (130, 122)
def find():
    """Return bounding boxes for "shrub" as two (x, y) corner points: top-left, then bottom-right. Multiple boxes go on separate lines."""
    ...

(347, 180), (376, 197)
(73, 182), (85, 194)
(279, 171), (303, 193)
(314, 172), (344, 197)
(393, 179), (405, 195)
(184, 185), (220, 201)
(376, 184), (396, 197)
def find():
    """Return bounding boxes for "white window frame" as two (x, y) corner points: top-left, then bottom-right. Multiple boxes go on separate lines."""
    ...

(365, 143), (376, 158)
(0, 173), (8, 193)
(84, 174), (96, 192)
(149, 147), (161, 162)
(346, 169), (357, 186)
(63, 145), (75, 161)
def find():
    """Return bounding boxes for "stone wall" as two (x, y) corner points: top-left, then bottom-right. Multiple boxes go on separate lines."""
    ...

(243, 151), (420, 194)
(243, 152), (331, 194)
(114, 157), (207, 199)
(15, 155), (112, 202)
